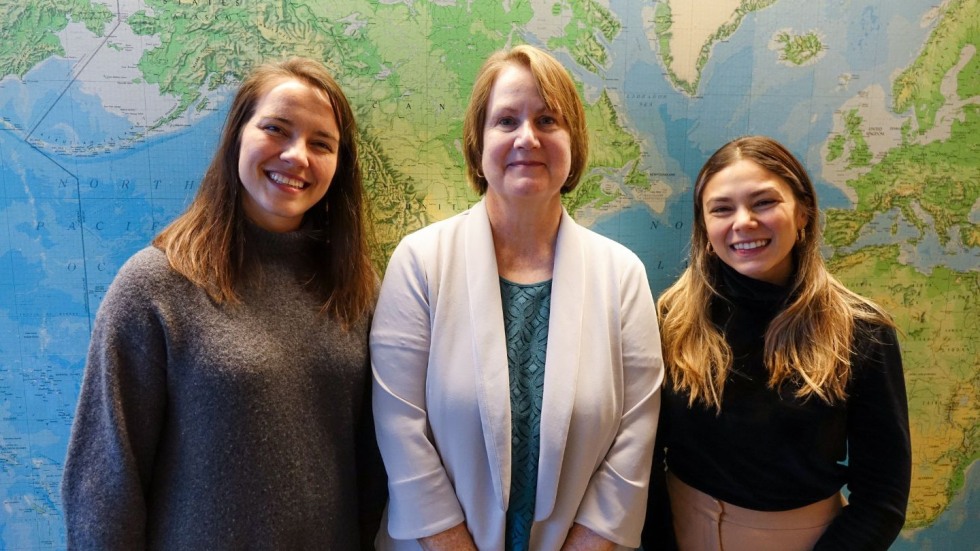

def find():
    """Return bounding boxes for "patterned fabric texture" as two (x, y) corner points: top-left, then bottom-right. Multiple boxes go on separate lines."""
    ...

(500, 277), (552, 551)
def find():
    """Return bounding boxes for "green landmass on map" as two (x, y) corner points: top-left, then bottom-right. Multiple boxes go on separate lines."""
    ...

(828, 247), (980, 527)
(123, 0), (651, 265)
(893, 0), (979, 134)
(547, 0), (621, 73)
(823, 0), (979, 525)
(0, 0), (112, 80)
(825, 108), (872, 168)
(824, 87), (979, 251)
(562, 89), (649, 214)
(774, 30), (825, 65)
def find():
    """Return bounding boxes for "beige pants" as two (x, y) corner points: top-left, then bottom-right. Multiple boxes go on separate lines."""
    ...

(667, 473), (843, 551)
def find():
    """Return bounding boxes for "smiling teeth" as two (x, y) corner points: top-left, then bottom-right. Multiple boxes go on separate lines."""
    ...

(269, 172), (305, 189)
(732, 240), (768, 250)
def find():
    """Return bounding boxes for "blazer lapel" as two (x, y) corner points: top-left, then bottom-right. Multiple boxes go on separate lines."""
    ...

(464, 200), (512, 512)
(535, 209), (585, 520)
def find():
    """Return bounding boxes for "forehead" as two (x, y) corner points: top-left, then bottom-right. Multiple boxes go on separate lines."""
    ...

(487, 63), (545, 108)
(702, 159), (795, 200)
(253, 78), (336, 121)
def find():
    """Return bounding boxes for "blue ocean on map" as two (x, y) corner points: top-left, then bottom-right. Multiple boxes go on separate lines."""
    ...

(0, 59), (134, 151)
(0, 75), (223, 547)
(891, 462), (980, 549)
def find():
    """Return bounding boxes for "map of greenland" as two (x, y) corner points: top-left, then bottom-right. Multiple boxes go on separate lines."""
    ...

(644, 0), (777, 94)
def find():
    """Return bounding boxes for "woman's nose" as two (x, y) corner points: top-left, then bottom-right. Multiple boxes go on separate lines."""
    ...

(514, 120), (540, 149)
(281, 140), (310, 166)
(733, 207), (757, 229)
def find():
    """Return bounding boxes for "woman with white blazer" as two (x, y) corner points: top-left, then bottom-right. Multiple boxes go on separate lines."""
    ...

(370, 45), (664, 550)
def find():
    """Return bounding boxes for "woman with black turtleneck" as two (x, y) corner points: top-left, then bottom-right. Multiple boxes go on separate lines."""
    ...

(642, 136), (910, 551)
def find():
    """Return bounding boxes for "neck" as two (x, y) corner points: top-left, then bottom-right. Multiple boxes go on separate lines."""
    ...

(485, 195), (561, 284)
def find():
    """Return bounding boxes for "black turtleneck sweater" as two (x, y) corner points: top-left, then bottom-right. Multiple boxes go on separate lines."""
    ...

(645, 264), (910, 550)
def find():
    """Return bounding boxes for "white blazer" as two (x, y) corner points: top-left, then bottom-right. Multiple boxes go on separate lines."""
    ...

(371, 200), (664, 550)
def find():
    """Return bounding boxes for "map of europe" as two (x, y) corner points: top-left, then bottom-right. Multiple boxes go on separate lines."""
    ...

(1, 0), (977, 548)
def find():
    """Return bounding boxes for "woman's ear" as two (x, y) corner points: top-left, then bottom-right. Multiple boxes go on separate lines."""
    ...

(796, 207), (809, 235)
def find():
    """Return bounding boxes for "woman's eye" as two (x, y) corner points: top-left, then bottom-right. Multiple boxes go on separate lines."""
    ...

(497, 116), (516, 127)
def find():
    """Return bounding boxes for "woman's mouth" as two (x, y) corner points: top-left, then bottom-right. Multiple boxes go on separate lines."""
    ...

(731, 239), (769, 251)
(268, 171), (308, 190)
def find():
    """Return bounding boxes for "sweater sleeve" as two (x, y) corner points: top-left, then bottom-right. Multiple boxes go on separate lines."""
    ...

(814, 324), (911, 550)
(62, 251), (169, 550)
(356, 351), (389, 550)
(370, 239), (466, 539)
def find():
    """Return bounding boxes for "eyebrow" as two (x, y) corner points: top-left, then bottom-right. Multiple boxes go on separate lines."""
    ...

(706, 185), (782, 200)
(487, 104), (519, 116)
(487, 98), (554, 114)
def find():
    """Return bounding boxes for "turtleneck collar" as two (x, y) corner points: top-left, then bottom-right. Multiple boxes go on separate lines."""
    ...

(243, 218), (320, 260)
(716, 261), (793, 306)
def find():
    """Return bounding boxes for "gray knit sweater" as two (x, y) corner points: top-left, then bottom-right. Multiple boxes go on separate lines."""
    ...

(62, 224), (384, 550)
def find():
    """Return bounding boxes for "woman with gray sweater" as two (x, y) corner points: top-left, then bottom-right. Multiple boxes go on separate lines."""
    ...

(62, 57), (384, 549)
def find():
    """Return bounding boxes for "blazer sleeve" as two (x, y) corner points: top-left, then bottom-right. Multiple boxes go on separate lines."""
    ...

(370, 238), (466, 539)
(574, 254), (665, 547)
(814, 323), (911, 550)
(61, 254), (169, 551)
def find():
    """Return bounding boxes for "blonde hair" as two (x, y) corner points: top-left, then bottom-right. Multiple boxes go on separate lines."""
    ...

(659, 136), (893, 410)
(462, 44), (589, 195)
(153, 57), (375, 327)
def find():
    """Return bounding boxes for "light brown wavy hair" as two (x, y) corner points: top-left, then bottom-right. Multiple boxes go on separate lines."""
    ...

(462, 44), (589, 195)
(658, 135), (893, 411)
(153, 57), (375, 327)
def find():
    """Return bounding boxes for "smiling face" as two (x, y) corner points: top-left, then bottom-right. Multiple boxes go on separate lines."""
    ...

(701, 159), (807, 286)
(237, 78), (340, 232)
(480, 63), (572, 210)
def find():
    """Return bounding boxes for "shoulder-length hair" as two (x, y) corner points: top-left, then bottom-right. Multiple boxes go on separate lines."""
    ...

(658, 135), (893, 410)
(153, 57), (375, 327)
(462, 44), (589, 195)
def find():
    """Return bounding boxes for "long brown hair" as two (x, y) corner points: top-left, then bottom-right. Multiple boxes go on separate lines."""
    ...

(153, 57), (375, 327)
(658, 135), (893, 410)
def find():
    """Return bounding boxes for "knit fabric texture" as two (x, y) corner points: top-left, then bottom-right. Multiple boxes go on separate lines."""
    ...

(62, 222), (384, 550)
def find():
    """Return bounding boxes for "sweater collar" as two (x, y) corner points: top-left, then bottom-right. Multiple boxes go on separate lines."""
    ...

(717, 261), (793, 305)
(243, 218), (319, 259)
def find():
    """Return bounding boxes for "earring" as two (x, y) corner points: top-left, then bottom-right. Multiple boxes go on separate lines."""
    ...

(798, 227), (806, 243)
(706, 242), (715, 255)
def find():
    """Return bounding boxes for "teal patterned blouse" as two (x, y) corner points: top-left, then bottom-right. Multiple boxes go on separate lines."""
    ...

(499, 277), (552, 551)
